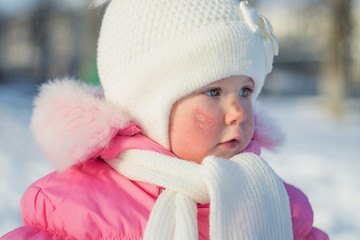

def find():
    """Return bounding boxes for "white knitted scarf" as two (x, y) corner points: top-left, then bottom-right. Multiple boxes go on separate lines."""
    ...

(105, 150), (293, 240)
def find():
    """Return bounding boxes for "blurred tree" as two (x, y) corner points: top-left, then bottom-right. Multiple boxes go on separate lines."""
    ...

(320, 0), (352, 116)
(80, 7), (103, 86)
(31, 1), (52, 83)
(0, 17), (5, 82)
(82, 53), (100, 85)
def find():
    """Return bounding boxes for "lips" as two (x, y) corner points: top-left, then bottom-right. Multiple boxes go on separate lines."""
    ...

(219, 139), (240, 150)
(225, 139), (239, 144)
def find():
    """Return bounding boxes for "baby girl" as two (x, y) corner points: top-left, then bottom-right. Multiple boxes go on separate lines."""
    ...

(1, 0), (328, 239)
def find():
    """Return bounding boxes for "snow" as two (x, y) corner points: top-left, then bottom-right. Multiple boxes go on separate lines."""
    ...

(0, 83), (53, 235)
(0, 83), (359, 239)
(259, 96), (360, 239)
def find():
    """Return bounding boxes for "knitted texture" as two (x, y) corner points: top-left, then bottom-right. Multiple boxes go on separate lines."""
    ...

(202, 154), (292, 239)
(97, 0), (279, 148)
(106, 150), (293, 240)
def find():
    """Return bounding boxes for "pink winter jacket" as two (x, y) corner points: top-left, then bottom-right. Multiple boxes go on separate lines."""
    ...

(1, 79), (328, 240)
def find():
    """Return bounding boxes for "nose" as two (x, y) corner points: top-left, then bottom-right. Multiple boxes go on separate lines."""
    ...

(224, 97), (247, 126)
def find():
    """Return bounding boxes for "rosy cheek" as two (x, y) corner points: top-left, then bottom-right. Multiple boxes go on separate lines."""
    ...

(193, 107), (215, 130)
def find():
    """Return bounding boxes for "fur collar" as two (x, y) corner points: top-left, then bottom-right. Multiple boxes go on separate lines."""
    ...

(31, 78), (284, 170)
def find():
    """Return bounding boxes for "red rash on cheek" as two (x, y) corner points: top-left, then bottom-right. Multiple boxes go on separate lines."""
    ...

(193, 107), (215, 130)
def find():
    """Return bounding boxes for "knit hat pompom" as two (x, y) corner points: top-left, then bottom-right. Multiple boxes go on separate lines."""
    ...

(97, 0), (279, 149)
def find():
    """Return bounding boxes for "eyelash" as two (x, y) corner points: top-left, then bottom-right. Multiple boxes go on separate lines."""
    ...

(204, 88), (221, 97)
(239, 87), (253, 98)
(203, 87), (253, 98)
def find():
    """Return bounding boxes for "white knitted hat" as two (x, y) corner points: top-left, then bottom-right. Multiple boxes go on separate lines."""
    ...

(95, 0), (279, 149)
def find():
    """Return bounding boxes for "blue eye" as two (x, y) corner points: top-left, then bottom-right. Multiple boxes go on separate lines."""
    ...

(239, 87), (253, 98)
(204, 88), (221, 97)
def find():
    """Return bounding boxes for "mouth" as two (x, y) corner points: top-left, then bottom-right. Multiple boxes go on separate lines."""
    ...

(219, 139), (240, 150)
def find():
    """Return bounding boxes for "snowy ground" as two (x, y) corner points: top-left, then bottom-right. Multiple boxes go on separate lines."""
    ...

(259, 96), (360, 239)
(0, 82), (359, 239)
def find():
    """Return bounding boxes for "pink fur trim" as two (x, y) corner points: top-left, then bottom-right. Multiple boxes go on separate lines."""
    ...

(30, 78), (284, 170)
(253, 106), (285, 150)
(30, 78), (131, 170)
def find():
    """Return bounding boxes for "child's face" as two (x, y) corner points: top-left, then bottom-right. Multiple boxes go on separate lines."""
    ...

(169, 75), (255, 163)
